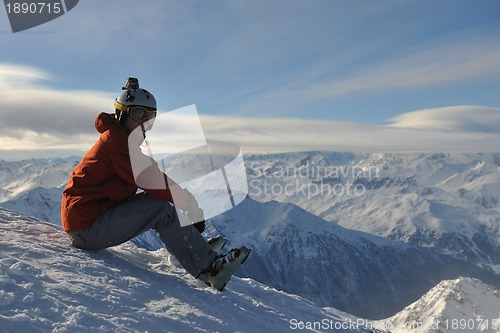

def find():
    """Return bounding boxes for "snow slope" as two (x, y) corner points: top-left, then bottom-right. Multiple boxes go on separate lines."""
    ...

(0, 208), (376, 333)
(378, 277), (500, 333)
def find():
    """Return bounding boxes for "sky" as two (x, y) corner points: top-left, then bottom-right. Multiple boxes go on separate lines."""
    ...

(1, 0), (500, 159)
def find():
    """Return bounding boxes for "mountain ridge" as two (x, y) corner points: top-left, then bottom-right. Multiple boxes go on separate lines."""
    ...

(379, 277), (500, 333)
(244, 152), (500, 273)
(208, 197), (500, 319)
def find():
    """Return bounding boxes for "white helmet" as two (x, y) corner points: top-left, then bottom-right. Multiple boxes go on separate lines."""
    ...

(115, 77), (157, 124)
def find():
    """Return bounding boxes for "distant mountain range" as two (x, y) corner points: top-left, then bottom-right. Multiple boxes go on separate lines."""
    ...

(244, 152), (500, 274)
(207, 197), (500, 319)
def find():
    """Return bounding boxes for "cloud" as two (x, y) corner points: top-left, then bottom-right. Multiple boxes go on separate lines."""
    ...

(389, 105), (500, 133)
(0, 63), (48, 89)
(242, 38), (500, 112)
(0, 129), (92, 151)
(0, 63), (114, 137)
(200, 105), (500, 154)
(1, 63), (499, 159)
(319, 39), (500, 96)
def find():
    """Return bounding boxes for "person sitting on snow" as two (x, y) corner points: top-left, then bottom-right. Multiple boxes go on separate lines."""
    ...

(61, 77), (249, 291)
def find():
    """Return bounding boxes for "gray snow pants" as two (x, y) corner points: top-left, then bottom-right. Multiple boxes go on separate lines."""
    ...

(67, 192), (217, 278)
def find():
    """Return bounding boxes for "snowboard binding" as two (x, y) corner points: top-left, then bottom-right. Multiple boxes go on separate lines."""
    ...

(199, 245), (251, 291)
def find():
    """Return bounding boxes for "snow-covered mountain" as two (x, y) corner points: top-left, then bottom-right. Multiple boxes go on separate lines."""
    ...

(378, 277), (500, 333)
(5, 152), (500, 276)
(0, 158), (77, 224)
(208, 197), (500, 319)
(244, 152), (500, 273)
(0, 158), (77, 201)
(2, 153), (500, 321)
(0, 208), (380, 333)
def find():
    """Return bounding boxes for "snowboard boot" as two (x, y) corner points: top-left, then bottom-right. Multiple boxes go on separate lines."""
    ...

(198, 246), (251, 291)
(207, 235), (227, 252)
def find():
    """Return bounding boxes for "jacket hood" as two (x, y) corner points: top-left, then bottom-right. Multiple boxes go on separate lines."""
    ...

(95, 112), (122, 134)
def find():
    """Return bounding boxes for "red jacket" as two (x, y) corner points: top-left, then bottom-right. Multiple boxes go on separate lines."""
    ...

(61, 112), (189, 232)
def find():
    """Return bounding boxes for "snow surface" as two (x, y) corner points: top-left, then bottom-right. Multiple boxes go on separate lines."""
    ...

(2, 153), (500, 329)
(378, 277), (500, 333)
(0, 208), (375, 333)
